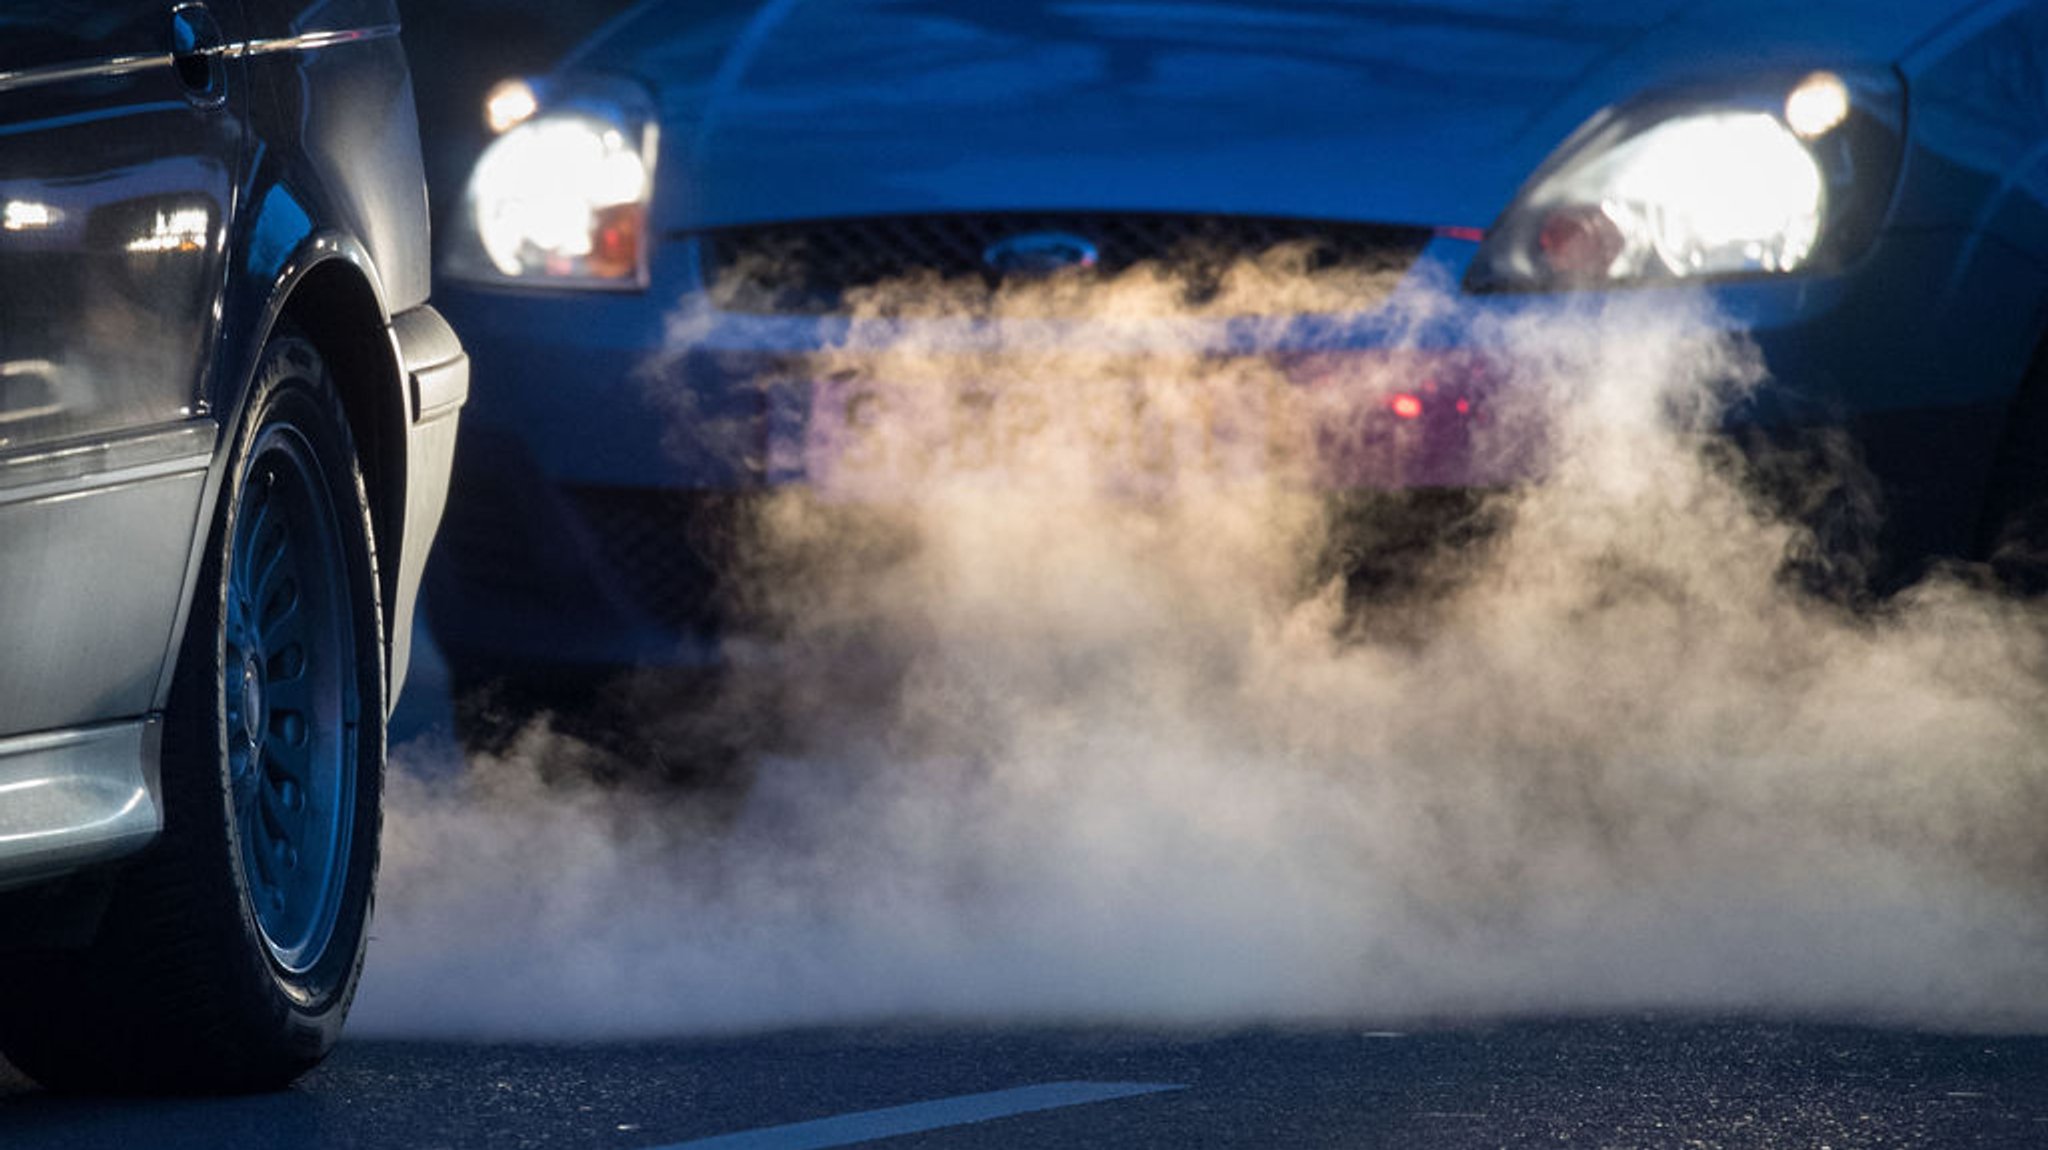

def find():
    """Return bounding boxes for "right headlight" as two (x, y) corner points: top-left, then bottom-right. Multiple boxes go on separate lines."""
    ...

(444, 76), (659, 290)
(1468, 69), (1904, 292)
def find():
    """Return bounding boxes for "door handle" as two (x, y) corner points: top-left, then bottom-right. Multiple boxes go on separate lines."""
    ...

(170, 3), (227, 104)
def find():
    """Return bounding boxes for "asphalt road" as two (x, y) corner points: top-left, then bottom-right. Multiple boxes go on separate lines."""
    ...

(5, 1019), (2047, 1148)
(8, 630), (2046, 1148)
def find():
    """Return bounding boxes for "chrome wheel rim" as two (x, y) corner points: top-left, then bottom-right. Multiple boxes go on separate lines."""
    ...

(224, 424), (358, 974)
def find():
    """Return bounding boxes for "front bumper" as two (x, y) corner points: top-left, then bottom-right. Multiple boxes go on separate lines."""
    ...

(427, 225), (2047, 680)
(388, 305), (469, 702)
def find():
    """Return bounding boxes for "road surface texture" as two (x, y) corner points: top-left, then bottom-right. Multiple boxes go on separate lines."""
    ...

(5, 1019), (2047, 1148)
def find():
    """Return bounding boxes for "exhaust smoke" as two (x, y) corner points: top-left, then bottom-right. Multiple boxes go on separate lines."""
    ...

(354, 256), (2048, 1039)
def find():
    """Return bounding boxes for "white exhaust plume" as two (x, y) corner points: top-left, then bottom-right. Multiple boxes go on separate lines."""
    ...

(354, 257), (2048, 1039)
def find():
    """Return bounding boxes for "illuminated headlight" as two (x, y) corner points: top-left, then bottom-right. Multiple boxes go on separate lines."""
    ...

(1469, 70), (1902, 291)
(484, 78), (540, 135)
(446, 80), (658, 289)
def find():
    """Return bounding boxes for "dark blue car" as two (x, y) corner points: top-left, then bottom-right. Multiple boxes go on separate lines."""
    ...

(427, 1), (2048, 727)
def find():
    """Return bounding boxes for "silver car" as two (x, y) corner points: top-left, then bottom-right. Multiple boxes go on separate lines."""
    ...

(0, 0), (465, 1092)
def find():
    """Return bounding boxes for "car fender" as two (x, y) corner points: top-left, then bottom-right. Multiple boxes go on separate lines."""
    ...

(157, 227), (463, 714)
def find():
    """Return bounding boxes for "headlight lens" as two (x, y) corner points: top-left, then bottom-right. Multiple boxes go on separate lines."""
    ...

(1469, 70), (1902, 292)
(1543, 113), (1824, 280)
(446, 79), (658, 290)
(472, 114), (647, 280)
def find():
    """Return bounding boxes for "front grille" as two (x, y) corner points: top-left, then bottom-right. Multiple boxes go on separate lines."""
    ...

(696, 212), (1433, 316)
(568, 487), (747, 633)
(437, 495), (547, 601)
(435, 439), (574, 606)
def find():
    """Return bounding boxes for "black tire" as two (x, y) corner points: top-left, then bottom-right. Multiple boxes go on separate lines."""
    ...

(0, 336), (385, 1093)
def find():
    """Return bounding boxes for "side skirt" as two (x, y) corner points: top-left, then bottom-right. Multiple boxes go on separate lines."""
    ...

(0, 719), (162, 890)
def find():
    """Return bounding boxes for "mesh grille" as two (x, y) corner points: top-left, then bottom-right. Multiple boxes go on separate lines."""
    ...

(568, 487), (745, 632)
(434, 451), (569, 605)
(696, 213), (1432, 316)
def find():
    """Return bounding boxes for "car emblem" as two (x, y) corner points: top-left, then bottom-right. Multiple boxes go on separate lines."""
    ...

(983, 230), (1101, 277)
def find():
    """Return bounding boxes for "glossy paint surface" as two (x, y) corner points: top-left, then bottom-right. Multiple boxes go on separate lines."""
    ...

(0, 2), (244, 738)
(573, 0), (1991, 233)
(0, 0), (459, 880)
(0, 1), (242, 454)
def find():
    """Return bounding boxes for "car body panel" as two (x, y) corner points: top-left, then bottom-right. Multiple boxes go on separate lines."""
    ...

(0, 0), (462, 882)
(1894, 2), (2048, 254)
(218, 0), (468, 701)
(234, 0), (426, 320)
(389, 306), (470, 695)
(566, 0), (1991, 234)
(0, 0), (245, 739)
(0, 721), (160, 889)
(0, 427), (213, 735)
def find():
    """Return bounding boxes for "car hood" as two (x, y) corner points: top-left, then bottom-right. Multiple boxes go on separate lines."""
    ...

(577, 0), (1979, 233)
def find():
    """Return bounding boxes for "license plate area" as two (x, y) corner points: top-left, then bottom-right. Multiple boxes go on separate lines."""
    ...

(763, 351), (1512, 499)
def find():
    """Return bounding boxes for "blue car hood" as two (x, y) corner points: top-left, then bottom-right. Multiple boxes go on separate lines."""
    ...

(577, 0), (1979, 233)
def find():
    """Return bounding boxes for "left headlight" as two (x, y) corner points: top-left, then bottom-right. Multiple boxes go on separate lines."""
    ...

(444, 76), (659, 290)
(1468, 69), (1903, 292)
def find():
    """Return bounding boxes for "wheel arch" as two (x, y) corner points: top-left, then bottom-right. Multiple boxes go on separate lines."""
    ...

(224, 234), (409, 663)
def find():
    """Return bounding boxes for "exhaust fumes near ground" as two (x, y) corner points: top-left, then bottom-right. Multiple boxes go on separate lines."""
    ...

(355, 255), (2048, 1040)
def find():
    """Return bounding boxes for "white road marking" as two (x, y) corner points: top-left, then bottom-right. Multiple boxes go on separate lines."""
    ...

(648, 1081), (1187, 1150)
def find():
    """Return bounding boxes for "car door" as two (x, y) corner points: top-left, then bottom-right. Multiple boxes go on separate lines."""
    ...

(0, 2), (246, 738)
